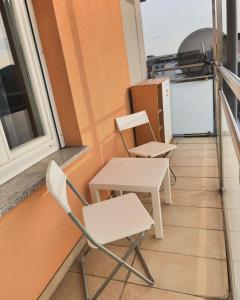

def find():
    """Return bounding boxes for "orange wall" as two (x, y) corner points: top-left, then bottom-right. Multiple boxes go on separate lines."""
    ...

(0, 1), (134, 299)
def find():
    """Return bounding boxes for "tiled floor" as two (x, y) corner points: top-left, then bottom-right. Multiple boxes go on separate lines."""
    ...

(51, 137), (229, 300)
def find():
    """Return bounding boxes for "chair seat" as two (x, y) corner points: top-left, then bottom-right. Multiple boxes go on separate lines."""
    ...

(129, 141), (176, 158)
(83, 193), (154, 248)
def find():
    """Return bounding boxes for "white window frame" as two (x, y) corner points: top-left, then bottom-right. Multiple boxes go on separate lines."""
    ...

(0, 0), (63, 184)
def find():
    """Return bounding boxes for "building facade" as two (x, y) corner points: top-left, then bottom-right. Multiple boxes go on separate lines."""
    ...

(0, 1), (146, 299)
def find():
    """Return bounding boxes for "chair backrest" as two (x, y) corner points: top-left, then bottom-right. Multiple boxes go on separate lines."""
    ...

(46, 160), (71, 213)
(46, 160), (100, 249)
(115, 111), (149, 131)
(115, 111), (156, 155)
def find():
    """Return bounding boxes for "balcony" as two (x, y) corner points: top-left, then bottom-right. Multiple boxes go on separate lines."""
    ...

(1, 1), (240, 300)
(50, 137), (229, 300)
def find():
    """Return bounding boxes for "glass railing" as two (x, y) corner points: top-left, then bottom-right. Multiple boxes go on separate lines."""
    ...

(218, 66), (240, 300)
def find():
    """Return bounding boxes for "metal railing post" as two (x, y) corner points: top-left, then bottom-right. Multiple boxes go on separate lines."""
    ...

(212, 0), (224, 191)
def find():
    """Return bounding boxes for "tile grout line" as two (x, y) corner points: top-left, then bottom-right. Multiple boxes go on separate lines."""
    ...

(156, 201), (221, 209)
(68, 270), (131, 286)
(174, 150), (217, 152)
(173, 175), (220, 178)
(162, 224), (224, 231)
(172, 188), (220, 192)
(171, 165), (218, 167)
(165, 204), (222, 209)
(137, 247), (227, 262)
(158, 203), (222, 209)
(161, 224), (224, 232)
(121, 281), (216, 300)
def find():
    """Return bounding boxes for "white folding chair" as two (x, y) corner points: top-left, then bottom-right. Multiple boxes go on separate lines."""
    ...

(46, 160), (154, 300)
(115, 110), (177, 184)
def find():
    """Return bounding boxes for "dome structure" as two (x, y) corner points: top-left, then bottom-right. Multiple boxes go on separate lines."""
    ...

(178, 28), (213, 59)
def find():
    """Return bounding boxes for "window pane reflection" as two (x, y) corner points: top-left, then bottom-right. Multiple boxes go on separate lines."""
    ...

(0, 6), (44, 150)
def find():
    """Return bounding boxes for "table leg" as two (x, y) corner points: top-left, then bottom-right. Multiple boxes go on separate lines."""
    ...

(90, 188), (101, 202)
(163, 167), (172, 205)
(114, 191), (123, 196)
(151, 189), (163, 239)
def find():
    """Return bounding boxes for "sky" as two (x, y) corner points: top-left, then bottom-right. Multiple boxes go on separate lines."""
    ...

(140, 0), (240, 56)
(0, 1), (239, 67)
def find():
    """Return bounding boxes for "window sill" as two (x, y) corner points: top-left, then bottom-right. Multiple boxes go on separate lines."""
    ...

(0, 146), (89, 217)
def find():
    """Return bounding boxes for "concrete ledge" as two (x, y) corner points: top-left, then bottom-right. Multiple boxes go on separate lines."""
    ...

(0, 146), (89, 217)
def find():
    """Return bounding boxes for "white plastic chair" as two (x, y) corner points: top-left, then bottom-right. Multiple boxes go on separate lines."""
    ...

(115, 110), (177, 183)
(46, 160), (154, 300)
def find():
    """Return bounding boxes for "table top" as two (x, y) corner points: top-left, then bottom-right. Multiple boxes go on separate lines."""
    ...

(89, 157), (169, 191)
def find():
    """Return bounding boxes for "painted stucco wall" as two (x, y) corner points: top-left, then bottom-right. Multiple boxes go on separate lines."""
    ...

(120, 0), (147, 84)
(0, 1), (134, 299)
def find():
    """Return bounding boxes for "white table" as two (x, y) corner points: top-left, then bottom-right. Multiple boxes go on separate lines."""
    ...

(89, 157), (171, 239)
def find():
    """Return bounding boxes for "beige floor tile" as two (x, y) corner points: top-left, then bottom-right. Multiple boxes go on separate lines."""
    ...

(161, 190), (222, 208)
(172, 166), (219, 178)
(121, 283), (206, 300)
(51, 272), (124, 300)
(172, 149), (217, 158)
(172, 177), (219, 191)
(162, 206), (223, 230)
(128, 251), (228, 299)
(171, 137), (179, 144)
(170, 157), (218, 167)
(176, 143), (216, 150)
(71, 245), (135, 281)
(177, 137), (216, 144)
(140, 226), (226, 259)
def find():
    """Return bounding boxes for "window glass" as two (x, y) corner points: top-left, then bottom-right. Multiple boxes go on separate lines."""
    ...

(0, 7), (43, 150)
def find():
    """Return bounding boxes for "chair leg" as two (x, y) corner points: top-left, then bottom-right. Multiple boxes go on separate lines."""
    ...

(127, 236), (154, 282)
(162, 152), (177, 186)
(93, 232), (153, 300)
(169, 166), (177, 185)
(80, 244), (91, 300)
(159, 165), (176, 191)
(81, 232), (154, 300)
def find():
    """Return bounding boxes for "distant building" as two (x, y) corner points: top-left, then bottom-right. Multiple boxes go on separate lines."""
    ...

(147, 50), (212, 81)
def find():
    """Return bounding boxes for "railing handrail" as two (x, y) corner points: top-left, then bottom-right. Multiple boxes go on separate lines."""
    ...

(219, 89), (240, 161)
(218, 65), (240, 100)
